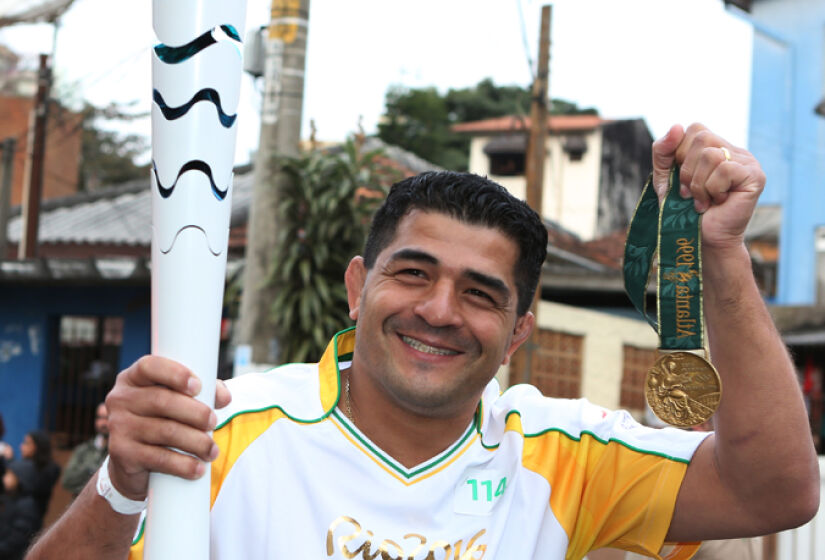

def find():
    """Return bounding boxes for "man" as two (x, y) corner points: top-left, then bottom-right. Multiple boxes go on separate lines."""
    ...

(28, 124), (819, 559)
(61, 403), (109, 497)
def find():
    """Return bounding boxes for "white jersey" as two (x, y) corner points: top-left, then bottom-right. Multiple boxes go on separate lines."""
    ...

(131, 328), (707, 560)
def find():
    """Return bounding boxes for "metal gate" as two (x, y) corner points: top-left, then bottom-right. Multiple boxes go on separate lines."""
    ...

(42, 315), (122, 448)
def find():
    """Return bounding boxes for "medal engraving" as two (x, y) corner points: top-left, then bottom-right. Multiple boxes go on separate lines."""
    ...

(646, 352), (721, 427)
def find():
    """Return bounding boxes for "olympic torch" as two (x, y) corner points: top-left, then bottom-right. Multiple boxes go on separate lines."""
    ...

(147, 1), (247, 557)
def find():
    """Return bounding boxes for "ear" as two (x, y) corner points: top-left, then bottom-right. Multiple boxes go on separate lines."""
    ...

(344, 256), (368, 321)
(501, 312), (535, 366)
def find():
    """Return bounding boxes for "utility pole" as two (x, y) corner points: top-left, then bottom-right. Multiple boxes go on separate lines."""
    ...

(0, 138), (15, 258)
(236, 0), (310, 367)
(18, 53), (51, 259)
(522, 5), (551, 386)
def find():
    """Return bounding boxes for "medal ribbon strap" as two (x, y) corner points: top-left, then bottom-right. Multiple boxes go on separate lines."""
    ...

(623, 166), (705, 350)
(657, 166), (704, 351)
(623, 174), (660, 330)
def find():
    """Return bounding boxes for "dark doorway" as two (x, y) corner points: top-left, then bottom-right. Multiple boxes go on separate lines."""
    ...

(42, 315), (122, 448)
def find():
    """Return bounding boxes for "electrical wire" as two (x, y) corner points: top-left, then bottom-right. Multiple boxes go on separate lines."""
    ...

(516, 0), (535, 82)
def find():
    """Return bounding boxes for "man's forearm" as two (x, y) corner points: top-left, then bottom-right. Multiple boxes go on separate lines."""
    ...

(703, 243), (819, 524)
(27, 470), (140, 559)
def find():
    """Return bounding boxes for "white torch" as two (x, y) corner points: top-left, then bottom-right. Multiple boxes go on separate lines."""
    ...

(148, 1), (247, 557)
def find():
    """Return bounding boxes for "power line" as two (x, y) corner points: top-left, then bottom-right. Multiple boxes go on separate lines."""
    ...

(516, 0), (535, 82)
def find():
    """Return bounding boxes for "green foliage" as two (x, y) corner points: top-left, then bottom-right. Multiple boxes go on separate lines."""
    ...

(378, 85), (467, 171)
(268, 138), (394, 364)
(76, 102), (150, 190)
(444, 78), (532, 123)
(377, 78), (597, 171)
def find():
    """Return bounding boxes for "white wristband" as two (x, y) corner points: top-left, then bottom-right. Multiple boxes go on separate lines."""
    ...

(96, 456), (148, 515)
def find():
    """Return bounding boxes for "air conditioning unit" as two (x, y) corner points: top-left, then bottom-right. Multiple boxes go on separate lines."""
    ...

(243, 26), (267, 78)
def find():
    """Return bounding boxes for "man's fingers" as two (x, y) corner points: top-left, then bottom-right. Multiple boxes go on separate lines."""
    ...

(125, 355), (201, 396)
(108, 384), (216, 432)
(131, 416), (219, 463)
(688, 144), (732, 212)
(215, 379), (232, 410)
(652, 124), (685, 196)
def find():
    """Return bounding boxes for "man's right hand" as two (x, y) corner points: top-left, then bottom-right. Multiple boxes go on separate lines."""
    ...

(104, 356), (232, 500)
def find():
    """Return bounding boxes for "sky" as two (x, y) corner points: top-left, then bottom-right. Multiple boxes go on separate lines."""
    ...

(0, 0), (754, 166)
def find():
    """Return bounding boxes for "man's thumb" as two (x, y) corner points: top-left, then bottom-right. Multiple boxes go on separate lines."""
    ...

(652, 124), (684, 196)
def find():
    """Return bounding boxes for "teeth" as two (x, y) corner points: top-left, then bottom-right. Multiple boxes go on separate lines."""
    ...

(402, 336), (458, 356)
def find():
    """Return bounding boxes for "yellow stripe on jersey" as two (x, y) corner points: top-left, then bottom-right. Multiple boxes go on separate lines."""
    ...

(503, 412), (695, 560)
(210, 406), (288, 507)
(129, 528), (143, 559)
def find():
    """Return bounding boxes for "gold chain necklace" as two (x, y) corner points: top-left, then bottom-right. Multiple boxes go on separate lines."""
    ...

(345, 375), (354, 423)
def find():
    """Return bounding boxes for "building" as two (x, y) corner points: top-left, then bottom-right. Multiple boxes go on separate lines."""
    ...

(723, 0), (825, 454)
(725, 0), (825, 305)
(0, 94), (83, 211)
(0, 44), (37, 97)
(453, 115), (653, 241)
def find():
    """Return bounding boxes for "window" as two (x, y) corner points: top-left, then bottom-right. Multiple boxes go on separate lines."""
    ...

(484, 134), (527, 177)
(563, 135), (587, 162)
(511, 328), (583, 398)
(488, 153), (525, 176)
(621, 345), (657, 411)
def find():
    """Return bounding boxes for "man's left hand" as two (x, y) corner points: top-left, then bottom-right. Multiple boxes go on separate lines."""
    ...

(651, 123), (766, 251)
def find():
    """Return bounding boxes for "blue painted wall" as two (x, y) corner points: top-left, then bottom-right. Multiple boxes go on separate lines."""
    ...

(740, 0), (825, 304)
(0, 284), (150, 453)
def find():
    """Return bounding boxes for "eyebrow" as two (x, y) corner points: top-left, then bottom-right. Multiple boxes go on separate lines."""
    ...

(390, 248), (438, 266)
(389, 248), (512, 302)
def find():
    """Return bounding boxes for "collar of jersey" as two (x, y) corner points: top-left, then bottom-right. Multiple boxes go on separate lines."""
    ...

(322, 327), (481, 483)
(317, 326), (356, 414)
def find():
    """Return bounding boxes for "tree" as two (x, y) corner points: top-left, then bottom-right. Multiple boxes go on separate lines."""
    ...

(75, 102), (149, 191)
(267, 138), (397, 363)
(377, 78), (597, 171)
(377, 85), (466, 171)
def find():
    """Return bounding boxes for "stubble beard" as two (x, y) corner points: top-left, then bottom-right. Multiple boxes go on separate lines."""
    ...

(375, 316), (489, 419)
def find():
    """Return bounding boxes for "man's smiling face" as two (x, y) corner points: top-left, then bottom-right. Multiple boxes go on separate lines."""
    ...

(345, 210), (533, 420)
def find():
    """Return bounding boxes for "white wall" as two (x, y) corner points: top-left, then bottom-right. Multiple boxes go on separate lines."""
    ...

(777, 455), (825, 559)
(467, 129), (604, 240)
(542, 130), (602, 240)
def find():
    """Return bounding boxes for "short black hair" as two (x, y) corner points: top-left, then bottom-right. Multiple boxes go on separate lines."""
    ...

(27, 430), (52, 471)
(363, 171), (547, 316)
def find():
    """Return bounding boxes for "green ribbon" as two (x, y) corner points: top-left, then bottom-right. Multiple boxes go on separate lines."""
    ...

(624, 166), (705, 351)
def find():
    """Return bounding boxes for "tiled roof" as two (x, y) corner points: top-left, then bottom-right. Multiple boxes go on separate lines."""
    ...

(451, 114), (605, 134)
(543, 223), (626, 272)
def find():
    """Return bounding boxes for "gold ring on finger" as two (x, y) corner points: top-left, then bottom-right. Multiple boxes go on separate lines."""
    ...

(720, 146), (731, 161)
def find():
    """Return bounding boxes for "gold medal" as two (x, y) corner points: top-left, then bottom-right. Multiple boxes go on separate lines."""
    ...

(645, 350), (722, 427)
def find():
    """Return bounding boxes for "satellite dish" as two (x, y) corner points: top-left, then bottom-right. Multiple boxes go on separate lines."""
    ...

(0, 0), (76, 28)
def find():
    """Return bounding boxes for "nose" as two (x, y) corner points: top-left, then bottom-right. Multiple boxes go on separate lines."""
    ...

(413, 280), (463, 328)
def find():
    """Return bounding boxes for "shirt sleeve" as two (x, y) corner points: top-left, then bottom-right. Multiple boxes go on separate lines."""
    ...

(517, 401), (708, 560)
